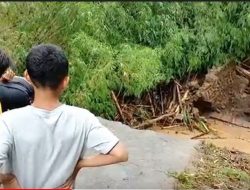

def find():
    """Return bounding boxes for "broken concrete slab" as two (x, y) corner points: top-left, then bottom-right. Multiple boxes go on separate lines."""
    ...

(75, 118), (200, 189)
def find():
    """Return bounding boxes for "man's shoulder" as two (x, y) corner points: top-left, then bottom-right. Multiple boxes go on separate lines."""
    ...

(63, 105), (99, 128)
(1, 106), (31, 118)
(0, 106), (31, 125)
(63, 105), (94, 117)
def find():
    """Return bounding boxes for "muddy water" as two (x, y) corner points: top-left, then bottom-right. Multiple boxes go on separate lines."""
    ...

(151, 119), (250, 154)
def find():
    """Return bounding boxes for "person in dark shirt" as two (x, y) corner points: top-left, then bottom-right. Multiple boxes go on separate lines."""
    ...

(0, 49), (34, 112)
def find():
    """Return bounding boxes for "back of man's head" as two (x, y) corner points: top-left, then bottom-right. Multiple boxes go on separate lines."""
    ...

(0, 49), (12, 77)
(26, 44), (69, 89)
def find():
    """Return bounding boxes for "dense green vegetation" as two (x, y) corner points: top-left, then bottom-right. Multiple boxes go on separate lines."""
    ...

(0, 2), (249, 118)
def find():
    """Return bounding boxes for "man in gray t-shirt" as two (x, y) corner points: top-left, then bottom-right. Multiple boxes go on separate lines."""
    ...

(0, 44), (128, 188)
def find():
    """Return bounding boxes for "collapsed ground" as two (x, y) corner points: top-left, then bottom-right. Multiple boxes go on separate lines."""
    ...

(113, 57), (250, 141)
(112, 58), (250, 189)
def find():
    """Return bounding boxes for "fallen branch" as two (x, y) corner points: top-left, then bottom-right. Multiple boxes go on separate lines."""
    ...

(191, 132), (209, 139)
(172, 84), (177, 104)
(160, 86), (164, 114)
(209, 113), (250, 129)
(236, 66), (250, 80)
(162, 125), (179, 129)
(148, 93), (155, 117)
(135, 105), (151, 108)
(241, 57), (250, 66)
(176, 82), (183, 110)
(134, 112), (175, 129)
(168, 100), (174, 112)
(111, 91), (126, 123)
(181, 90), (189, 103)
(174, 80), (182, 88)
(174, 105), (180, 115)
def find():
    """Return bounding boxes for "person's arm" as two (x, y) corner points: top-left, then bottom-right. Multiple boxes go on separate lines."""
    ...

(0, 119), (20, 188)
(77, 142), (128, 168)
(1, 173), (20, 188)
(61, 138), (128, 188)
(0, 119), (14, 185)
(82, 112), (128, 166)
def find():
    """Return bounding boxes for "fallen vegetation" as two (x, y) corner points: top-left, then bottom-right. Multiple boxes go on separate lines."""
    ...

(114, 58), (250, 134)
(172, 142), (250, 189)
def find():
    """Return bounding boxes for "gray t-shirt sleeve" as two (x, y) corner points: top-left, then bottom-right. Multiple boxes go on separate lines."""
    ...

(85, 113), (119, 154)
(0, 118), (13, 172)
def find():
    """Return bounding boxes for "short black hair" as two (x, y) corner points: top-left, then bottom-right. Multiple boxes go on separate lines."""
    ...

(0, 49), (12, 77)
(26, 44), (69, 89)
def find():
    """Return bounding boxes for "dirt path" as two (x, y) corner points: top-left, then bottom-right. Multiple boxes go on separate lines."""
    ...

(151, 119), (250, 154)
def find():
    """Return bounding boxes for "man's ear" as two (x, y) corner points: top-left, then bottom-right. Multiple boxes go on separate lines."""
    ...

(24, 70), (32, 84)
(23, 70), (34, 86)
(62, 76), (69, 90)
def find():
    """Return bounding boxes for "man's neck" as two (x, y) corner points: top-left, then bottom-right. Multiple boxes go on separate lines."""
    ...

(32, 89), (62, 111)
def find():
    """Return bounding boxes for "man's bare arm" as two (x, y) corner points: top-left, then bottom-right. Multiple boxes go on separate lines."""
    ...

(0, 174), (20, 188)
(78, 142), (128, 168)
(60, 142), (128, 188)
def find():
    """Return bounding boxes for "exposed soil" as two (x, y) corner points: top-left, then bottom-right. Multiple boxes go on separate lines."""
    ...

(114, 58), (250, 133)
(114, 58), (250, 154)
(151, 119), (250, 154)
(153, 59), (250, 189)
(192, 60), (250, 123)
(110, 59), (250, 189)
(193, 62), (249, 114)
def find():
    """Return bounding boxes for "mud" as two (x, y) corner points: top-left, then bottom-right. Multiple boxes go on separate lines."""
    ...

(151, 119), (250, 154)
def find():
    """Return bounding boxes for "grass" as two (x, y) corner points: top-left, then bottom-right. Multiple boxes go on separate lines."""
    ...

(171, 142), (250, 189)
